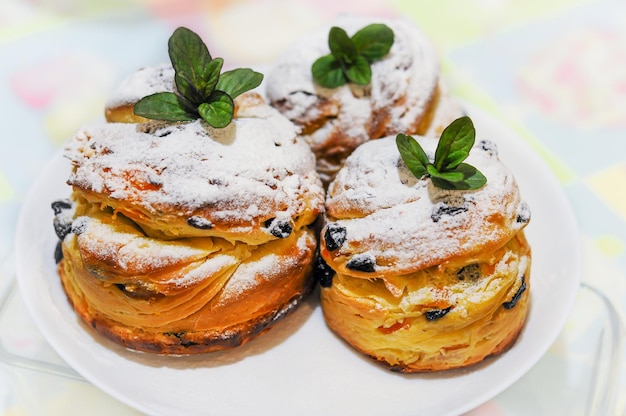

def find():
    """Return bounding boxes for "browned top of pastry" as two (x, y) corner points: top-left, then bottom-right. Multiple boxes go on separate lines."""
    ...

(65, 95), (325, 244)
(321, 135), (530, 278)
(265, 16), (443, 182)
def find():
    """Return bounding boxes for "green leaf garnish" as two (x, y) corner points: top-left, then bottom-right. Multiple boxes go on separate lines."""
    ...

(133, 92), (196, 122)
(396, 116), (487, 191)
(134, 27), (263, 128)
(312, 23), (394, 88)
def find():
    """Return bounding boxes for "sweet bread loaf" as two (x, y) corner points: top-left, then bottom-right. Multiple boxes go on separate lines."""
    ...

(54, 46), (325, 353)
(318, 127), (531, 372)
(265, 16), (464, 184)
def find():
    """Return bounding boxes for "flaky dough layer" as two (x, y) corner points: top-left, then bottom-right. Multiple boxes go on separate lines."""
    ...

(321, 232), (531, 372)
(58, 206), (318, 355)
(66, 95), (325, 245)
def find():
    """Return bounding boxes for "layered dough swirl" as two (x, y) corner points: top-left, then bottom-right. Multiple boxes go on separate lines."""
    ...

(319, 135), (531, 372)
(265, 16), (464, 184)
(55, 94), (325, 354)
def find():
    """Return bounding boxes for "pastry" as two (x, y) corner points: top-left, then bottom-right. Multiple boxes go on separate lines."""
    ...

(318, 118), (531, 372)
(265, 16), (464, 184)
(104, 63), (175, 124)
(52, 27), (325, 354)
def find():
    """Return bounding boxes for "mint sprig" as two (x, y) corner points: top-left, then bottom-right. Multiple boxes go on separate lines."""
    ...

(134, 27), (263, 128)
(311, 23), (394, 88)
(396, 116), (487, 190)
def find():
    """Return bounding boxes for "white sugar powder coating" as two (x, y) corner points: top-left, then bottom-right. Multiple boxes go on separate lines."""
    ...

(75, 216), (212, 273)
(105, 63), (175, 108)
(64, 103), (323, 222)
(217, 231), (312, 304)
(265, 15), (440, 148)
(326, 135), (530, 275)
(163, 254), (239, 288)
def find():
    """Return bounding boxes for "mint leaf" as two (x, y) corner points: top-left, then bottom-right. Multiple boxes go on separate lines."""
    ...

(312, 23), (394, 88)
(312, 55), (346, 88)
(328, 26), (356, 63)
(198, 91), (234, 128)
(134, 92), (196, 121)
(352, 23), (394, 62)
(345, 55), (371, 85)
(430, 163), (487, 190)
(396, 117), (487, 191)
(168, 27), (215, 100)
(434, 116), (475, 171)
(216, 68), (263, 99)
(132, 26), (265, 129)
(396, 133), (429, 179)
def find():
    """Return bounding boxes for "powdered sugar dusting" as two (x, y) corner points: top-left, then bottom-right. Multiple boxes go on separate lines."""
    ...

(164, 254), (238, 288)
(325, 135), (530, 276)
(266, 15), (440, 149)
(217, 231), (312, 304)
(65, 103), (323, 224)
(75, 215), (213, 274)
(106, 63), (174, 108)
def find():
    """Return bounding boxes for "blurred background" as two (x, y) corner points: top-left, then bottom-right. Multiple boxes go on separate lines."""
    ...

(1, 0), (625, 414)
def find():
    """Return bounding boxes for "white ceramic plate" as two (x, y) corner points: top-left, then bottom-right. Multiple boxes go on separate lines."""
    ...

(15, 105), (581, 416)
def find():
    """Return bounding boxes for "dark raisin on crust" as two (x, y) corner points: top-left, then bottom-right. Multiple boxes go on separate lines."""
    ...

(431, 202), (467, 223)
(53, 217), (73, 240)
(51, 199), (72, 215)
(187, 216), (213, 230)
(424, 307), (452, 321)
(54, 241), (63, 264)
(346, 253), (376, 272)
(264, 217), (293, 238)
(503, 275), (527, 310)
(51, 199), (74, 240)
(314, 255), (335, 288)
(324, 223), (346, 251)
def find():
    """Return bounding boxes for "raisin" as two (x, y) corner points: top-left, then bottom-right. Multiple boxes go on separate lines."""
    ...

(54, 241), (63, 264)
(431, 202), (467, 223)
(457, 263), (480, 281)
(314, 255), (335, 288)
(187, 216), (213, 230)
(503, 275), (527, 309)
(53, 217), (72, 240)
(324, 223), (346, 251)
(346, 253), (376, 272)
(51, 199), (72, 215)
(424, 307), (452, 321)
(264, 217), (293, 238)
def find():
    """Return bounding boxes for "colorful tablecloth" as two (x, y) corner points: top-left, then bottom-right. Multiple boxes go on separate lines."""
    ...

(1, 0), (625, 414)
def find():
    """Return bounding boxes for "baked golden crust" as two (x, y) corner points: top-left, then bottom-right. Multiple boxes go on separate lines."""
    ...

(321, 232), (530, 372)
(66, 96), (325, 245)
(57, 204), (318, 354)
(318, 133), (531, 372)
(104, 63), (174, 123)
(320, 136), (529, 279)
(265, 16), (464, 184)
(55, 93), (325, 354)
